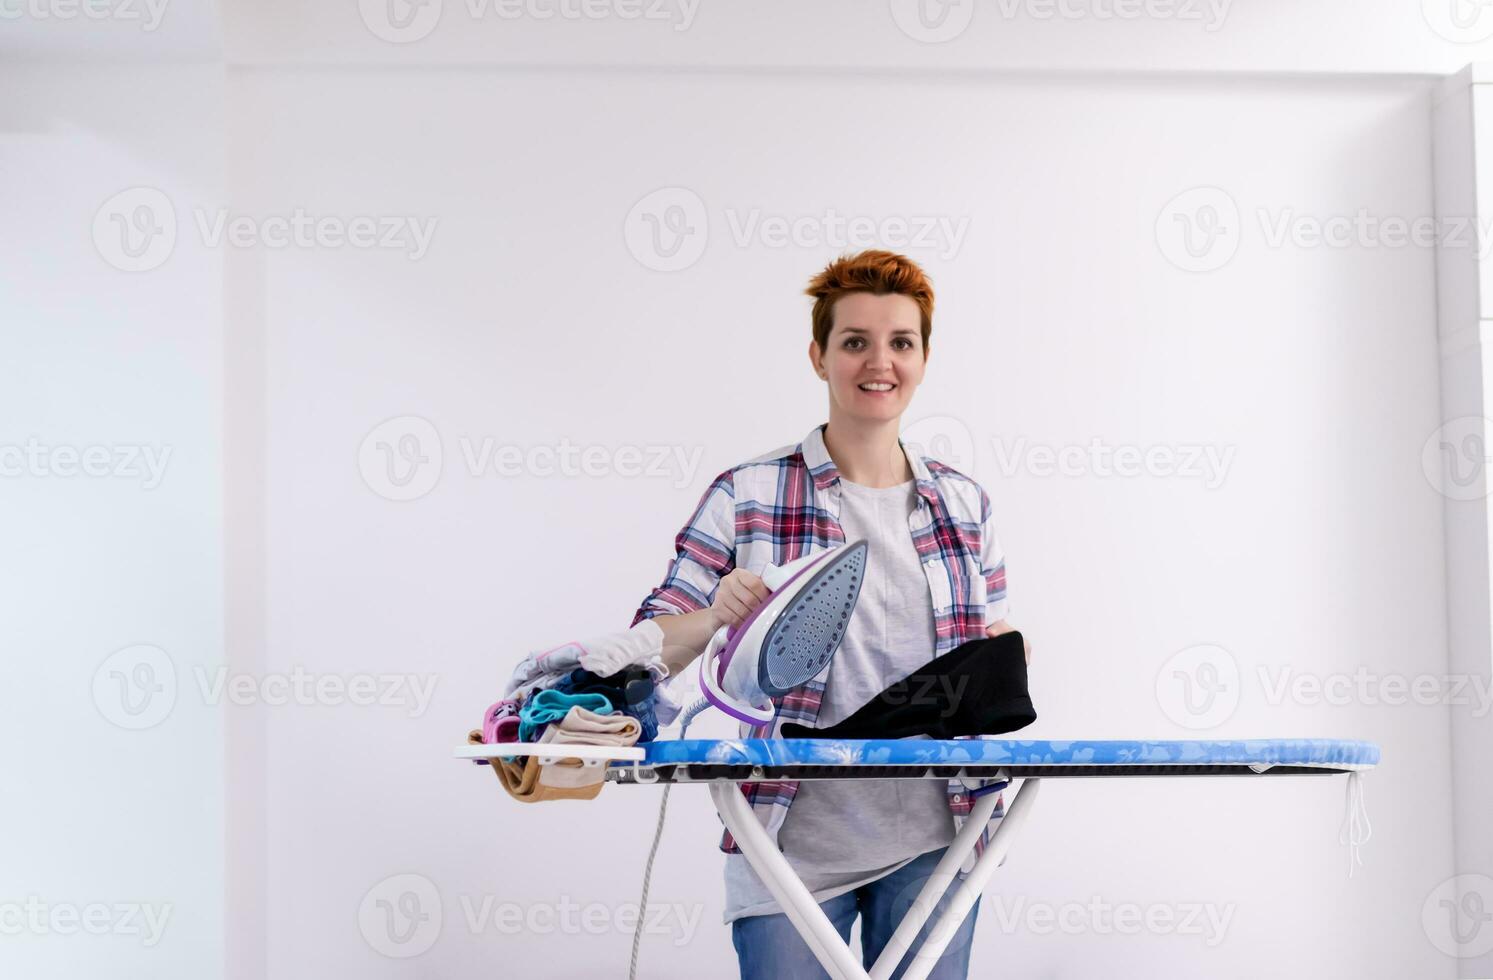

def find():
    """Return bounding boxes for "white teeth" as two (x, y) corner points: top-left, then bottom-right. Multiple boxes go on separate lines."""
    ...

(859, 383), (894, 391)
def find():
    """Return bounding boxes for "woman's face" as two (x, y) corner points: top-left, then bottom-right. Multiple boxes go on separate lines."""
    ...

(810, 292), (927, 423)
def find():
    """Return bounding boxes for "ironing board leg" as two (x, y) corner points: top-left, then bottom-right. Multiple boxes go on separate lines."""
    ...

(896, 777), (1043, 980)
(865, 785), (1003, 980)
(709, 780), (871, 980)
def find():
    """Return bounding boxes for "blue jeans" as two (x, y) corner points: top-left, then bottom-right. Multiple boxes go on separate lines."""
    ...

(731, 846), (980, 980)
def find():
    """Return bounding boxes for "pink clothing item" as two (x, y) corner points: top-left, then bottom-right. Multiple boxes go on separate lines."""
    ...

(482, 698), (523, 744)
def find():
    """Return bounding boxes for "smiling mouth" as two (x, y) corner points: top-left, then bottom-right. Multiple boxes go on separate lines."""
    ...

(858, 382), (897, 393)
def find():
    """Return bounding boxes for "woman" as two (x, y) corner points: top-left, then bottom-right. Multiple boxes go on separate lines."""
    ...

(631, 249), (1029, 979)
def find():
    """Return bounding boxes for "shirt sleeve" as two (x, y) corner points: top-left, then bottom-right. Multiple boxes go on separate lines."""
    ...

(978, 484), (1010, 625)
(630, 468), (737, 627)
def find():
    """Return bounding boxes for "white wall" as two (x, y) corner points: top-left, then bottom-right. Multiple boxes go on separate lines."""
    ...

(222, 66), (1449, 978)
(0, 64), (226, 979)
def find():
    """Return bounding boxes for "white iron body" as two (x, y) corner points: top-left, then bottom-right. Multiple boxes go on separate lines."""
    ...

(698, 540), (869, 725)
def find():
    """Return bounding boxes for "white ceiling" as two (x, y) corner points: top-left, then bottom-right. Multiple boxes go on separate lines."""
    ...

(4, 0), (1493, 76)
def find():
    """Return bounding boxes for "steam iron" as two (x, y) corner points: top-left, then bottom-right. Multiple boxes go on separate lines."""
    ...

(698, 540), (869, 724)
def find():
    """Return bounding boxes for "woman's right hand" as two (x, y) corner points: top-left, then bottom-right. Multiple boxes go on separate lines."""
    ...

(710, 568), (772, 631)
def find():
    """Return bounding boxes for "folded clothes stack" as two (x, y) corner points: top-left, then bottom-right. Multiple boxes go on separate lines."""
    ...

(469, 705), (642, 803)
(470, 620), (675, 788)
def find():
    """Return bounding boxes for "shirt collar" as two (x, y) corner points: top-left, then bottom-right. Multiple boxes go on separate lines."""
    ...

(800, 422), (938, 503)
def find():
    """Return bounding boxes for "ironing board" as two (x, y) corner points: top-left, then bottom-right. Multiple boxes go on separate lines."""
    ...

(456, 737), (1380, 980)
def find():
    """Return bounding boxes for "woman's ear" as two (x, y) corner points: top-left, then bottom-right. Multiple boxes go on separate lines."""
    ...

(808, 339), (826, 380)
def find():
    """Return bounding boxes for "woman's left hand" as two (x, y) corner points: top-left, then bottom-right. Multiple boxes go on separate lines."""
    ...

(986, 619), (1030, 665)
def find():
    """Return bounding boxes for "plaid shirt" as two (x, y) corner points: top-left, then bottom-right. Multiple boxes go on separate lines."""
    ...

(630, 422), (1012, 877)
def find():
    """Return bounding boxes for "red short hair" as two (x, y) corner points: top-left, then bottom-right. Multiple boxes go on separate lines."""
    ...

(804, 249), (934, 359)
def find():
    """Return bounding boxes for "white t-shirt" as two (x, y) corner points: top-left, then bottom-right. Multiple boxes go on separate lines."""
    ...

(722, 477), (955, 924)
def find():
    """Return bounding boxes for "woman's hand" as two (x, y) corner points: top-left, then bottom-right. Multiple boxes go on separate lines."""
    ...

(986, 619), (1031, 665)
(711, 568), (772, 630)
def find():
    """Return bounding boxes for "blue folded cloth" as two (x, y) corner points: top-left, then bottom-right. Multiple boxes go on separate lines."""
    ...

(549, 666), (659, 743)
(517, 689), (614, 743)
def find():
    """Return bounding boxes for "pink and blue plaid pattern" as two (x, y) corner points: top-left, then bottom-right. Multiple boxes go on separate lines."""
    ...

(631, 422), (1012, 877)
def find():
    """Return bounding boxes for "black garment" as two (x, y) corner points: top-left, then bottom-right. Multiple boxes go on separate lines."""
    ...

(780, 631), (1035, 740)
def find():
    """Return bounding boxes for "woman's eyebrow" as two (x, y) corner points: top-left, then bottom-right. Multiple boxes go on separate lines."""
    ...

(839, 327), (919, 336)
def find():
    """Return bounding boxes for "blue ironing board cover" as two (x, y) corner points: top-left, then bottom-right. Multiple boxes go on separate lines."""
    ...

(616, 737), (1380, 769)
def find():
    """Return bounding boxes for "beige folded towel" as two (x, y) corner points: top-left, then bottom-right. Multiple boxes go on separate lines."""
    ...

(536, 706), (642, 789)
